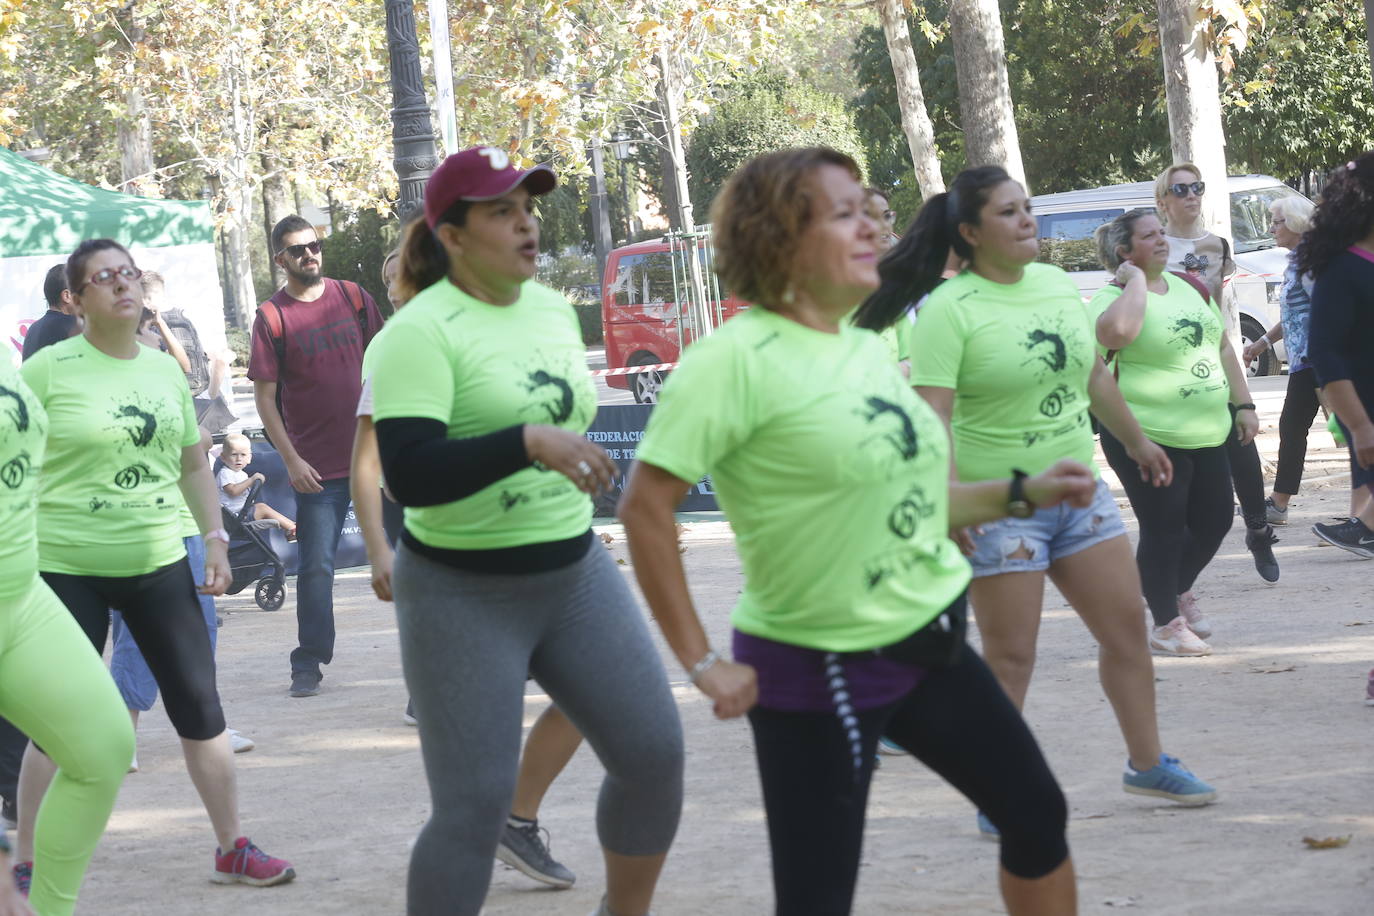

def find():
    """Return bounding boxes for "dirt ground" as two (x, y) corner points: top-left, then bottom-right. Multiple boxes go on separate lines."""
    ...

(77, 378), (1373, 915)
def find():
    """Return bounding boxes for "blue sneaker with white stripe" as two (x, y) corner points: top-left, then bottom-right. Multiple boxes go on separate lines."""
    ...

(1123, 754), (1216, 806)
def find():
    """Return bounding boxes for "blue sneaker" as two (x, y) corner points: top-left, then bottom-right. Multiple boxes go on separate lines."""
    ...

(877, 737), (908, 756)
(976, 811), (999, 841)
(1123, 754), (1216, 806)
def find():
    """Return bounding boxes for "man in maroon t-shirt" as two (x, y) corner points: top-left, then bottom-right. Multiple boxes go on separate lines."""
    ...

(249, 215), (383, 698)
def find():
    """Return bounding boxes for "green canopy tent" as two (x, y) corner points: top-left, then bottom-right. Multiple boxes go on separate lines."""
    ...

(1, 146), (226, 367)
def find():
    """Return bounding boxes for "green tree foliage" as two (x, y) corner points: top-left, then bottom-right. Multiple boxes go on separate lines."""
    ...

(684, 68), (869, 218)
(1221, 0), (1374, 182)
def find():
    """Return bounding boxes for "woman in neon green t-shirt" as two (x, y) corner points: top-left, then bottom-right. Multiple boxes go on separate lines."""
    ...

(622, 147), (1101, 914)
(1091, 210), (1258, 655)
(0, 357), (132, 916)
(367, 147), (683, 916)
(17, 239), (293, 890)
(855, 166), (1216, 834)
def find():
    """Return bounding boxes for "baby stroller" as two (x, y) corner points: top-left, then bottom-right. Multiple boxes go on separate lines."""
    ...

(222, 480), (288, 611)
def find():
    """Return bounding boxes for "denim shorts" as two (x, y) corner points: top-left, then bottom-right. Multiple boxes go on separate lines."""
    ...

(966, 477), (1126, 578)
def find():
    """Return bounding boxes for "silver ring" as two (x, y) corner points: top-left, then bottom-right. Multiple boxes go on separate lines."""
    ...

(576, 460), (593, 477)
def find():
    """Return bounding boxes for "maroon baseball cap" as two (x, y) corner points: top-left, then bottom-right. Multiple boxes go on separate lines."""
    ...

(423, 146), (557, 228)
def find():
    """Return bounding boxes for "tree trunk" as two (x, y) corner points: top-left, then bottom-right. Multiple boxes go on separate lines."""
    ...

(655, 52), (693, 232)
(948, 0), (1027, 191)
(223, 181), (257, 328)
(118, 87), (157, 196)
(260, 156), (291, 289)
(1157, 0), (1230, 234)
(877, 0), (944, 197)
(1364, 0), (1374, 92)
(1157, 0), (1235, 343)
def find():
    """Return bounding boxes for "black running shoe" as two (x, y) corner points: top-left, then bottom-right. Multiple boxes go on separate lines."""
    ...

(1246, 525), (1280, 582)
(1312, 518), (1374, 559)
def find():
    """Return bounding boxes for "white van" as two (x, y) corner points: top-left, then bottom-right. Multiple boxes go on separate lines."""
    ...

(1032, 175), (1310, 376)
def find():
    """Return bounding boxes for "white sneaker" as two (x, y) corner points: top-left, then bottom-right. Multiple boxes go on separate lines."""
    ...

(128, 753), (139, 773)
(1150, 616), (1211, 657)
(1176, 591), (1211, 639)
(227, 729), (255, 753)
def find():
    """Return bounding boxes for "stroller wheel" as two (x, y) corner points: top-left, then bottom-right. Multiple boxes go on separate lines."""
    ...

(255, 577), (287, 612)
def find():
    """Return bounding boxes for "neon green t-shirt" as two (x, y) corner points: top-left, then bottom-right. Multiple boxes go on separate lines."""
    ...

(369, 279), (597, 550)
(908, 263), (1098, 482)
(0, 360), (48, 600)
(21, 336), (200, 576)
(1089, 272), (1231, 449)
(636, 308), (971, 653)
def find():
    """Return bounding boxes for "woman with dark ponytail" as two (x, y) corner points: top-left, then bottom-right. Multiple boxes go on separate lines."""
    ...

(1303, 152), (1374, 564)
(866, 166), (1217, 837)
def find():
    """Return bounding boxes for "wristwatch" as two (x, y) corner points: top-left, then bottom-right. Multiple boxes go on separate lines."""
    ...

(202, 527), (231, 545)
(1008, 469), (1035, 519)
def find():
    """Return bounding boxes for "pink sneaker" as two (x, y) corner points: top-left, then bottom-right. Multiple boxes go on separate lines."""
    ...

(1365, 669), (1374, 707)
(1177, 591), (1211, 639)
(12, 861), (30, 897)
(211, 837), (295, 887)
(1149, 616), (1212, 657)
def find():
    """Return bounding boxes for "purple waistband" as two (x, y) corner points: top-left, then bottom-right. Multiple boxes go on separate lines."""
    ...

(732, 629), (925, 713)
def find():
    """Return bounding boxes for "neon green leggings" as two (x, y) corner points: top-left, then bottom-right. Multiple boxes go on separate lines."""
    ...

(1, 577), (132, 916)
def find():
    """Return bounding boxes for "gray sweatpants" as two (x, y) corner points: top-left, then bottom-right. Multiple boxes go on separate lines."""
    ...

(393, 541), (684, 916)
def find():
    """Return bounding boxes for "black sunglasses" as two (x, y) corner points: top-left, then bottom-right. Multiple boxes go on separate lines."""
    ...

(278, 240), (322, 259)
(1168, 181), (1205, 198)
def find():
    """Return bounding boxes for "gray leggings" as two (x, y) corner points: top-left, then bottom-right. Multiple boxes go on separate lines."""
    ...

(393, 541), (684, 916)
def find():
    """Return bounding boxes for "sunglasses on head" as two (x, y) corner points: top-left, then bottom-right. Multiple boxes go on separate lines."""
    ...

(278, 240), (322, 259)
(1168, 181), (1205, 198)
(78, 265), (142, 293)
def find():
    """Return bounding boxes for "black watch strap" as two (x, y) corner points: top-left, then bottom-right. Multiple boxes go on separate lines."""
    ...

(1008, 469), (1035, 518)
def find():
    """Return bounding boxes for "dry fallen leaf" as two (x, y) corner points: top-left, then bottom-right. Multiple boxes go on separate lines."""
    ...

(1344, 621), (1368, 627)
(599, 531), (614, 544)
(1302, 835), (1351, 850)
(678, 545), (688, 554)
(1248, 664), (1297, 674)
(615, 557), (626, 565)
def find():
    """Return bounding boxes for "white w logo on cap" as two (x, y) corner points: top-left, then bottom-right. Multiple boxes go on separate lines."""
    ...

(478, 147), (510, 170)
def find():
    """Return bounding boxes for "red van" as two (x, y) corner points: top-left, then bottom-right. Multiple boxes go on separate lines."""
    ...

(600, 230), (748, 403)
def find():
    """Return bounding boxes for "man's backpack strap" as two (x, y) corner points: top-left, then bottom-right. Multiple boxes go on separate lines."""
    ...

(340, 280), (369, 337)
(257, 299), (287, 367)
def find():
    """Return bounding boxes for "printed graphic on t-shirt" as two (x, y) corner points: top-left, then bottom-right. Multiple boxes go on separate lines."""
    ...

(0, 385), (30, 432)
(857, 396), (918, 462)
(0, 383), (39, 494)
(293, 315), (361, 357)
(1171, 317), (1205, 348)
(1181, 251), (1210, 276)
(515, 348), (595, 431)
(1017, 315), (1088, 382)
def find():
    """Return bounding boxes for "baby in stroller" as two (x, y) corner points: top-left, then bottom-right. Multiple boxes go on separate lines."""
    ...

(218, 433), (296, 540)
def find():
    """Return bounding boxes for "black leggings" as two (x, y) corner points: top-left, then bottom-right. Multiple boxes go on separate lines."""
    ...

(748, 648), (1068, 916)
(41, 560), (225, 740)
(1224, 413), (1268, 530)
(1100, 428), (1234, 626)
(1275, 368), (1322, 496)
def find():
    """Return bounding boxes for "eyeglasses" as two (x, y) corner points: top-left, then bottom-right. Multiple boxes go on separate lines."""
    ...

(277, 240), (322, 259)
(77, 265), (142, 293)
(1168, 181), (1206, 198)
(882, 209), (896, 224)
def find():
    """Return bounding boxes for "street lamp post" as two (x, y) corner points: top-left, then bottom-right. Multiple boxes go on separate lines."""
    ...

(609, 131), (637, 243)
(384, 0), (440, 221)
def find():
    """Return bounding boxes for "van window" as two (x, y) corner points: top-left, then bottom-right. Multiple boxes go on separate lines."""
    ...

(1230, 185), (1304, 254)
(608, 251), (680, 307)
(1037, 208), (1127, 272)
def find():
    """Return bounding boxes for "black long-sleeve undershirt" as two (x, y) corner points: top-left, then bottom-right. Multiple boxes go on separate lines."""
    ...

(373, 416), (592, 574)
(375, 417), (530, 507)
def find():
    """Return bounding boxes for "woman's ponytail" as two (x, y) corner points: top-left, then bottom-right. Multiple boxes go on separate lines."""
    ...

(853, 194), (955, 331)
